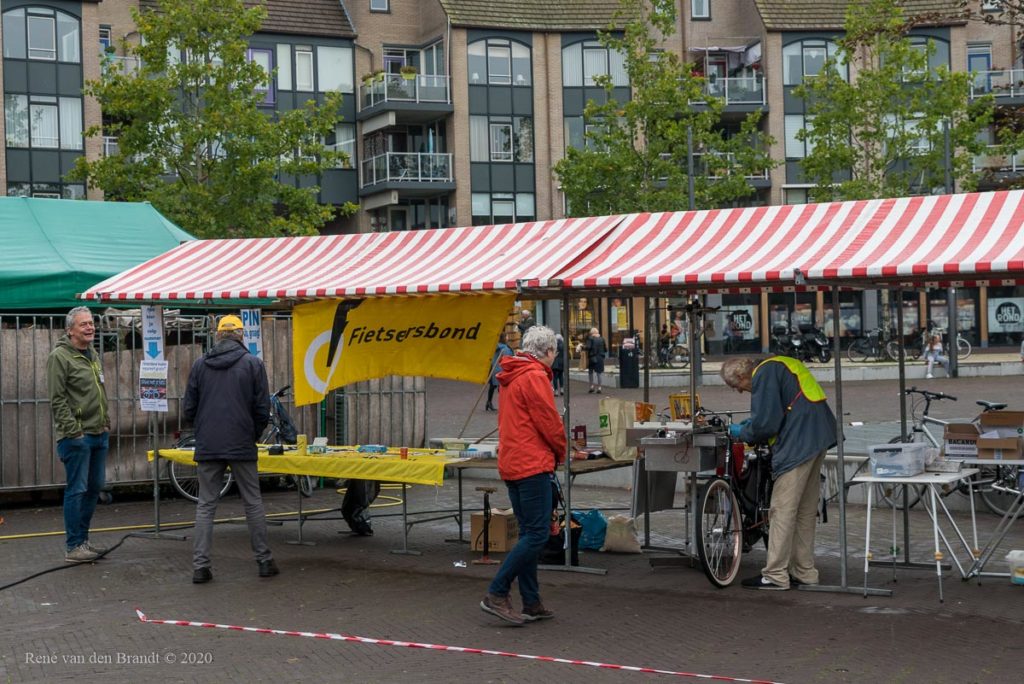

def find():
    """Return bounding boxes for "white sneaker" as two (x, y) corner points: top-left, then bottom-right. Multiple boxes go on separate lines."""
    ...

(925, 373), (934, 379)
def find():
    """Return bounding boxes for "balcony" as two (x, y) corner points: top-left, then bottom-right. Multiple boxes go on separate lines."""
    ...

(693, 152), (771, 186)
(102, 54), (141, 75)
(690, 75), (766, 108)
(970, 69), (1024, 102)
(358, 74), (454, 125)
(360, 152), (455, 197)
(973, 146), (1024, 177)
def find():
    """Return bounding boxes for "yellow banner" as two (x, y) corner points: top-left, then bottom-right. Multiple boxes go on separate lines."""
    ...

(292, 293), (516, 406)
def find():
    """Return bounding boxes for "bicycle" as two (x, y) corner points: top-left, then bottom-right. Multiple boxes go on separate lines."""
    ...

(693, 410), (774, 588)
(850, 387), (1013, 514)
(847, 328), (898, 363)
(167, 385), (314, 501)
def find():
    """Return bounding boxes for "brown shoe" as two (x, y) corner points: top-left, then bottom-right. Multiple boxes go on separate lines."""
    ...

(521, 602), (554, 622)
(480, 593), (525, 626)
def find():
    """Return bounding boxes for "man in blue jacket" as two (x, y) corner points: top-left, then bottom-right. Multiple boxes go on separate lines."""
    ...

(183, 314), (276, 584)
(721, 355), (836, 590)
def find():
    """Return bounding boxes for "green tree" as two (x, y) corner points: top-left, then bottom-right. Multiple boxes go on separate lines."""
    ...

(796, 0), (994, 201)
(553, 0), (774, 216)
(70, 0), (356, 238)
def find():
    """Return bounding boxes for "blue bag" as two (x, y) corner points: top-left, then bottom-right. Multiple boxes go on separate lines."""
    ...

(573, 509), (608, 551)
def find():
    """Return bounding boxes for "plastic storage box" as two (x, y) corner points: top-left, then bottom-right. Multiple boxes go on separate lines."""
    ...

(869, 442), (930, 477)
(1005, 550), (1024, 585)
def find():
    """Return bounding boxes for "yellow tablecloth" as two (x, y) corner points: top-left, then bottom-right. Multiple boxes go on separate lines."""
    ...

(149, 447), (462, 487)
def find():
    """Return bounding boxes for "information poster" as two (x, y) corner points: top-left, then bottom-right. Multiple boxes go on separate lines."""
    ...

(139, 360), (168, 412)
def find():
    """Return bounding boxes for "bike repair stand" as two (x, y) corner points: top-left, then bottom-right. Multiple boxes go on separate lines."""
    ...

(129, 413), (186, 543)
(472, 487), (500, 565)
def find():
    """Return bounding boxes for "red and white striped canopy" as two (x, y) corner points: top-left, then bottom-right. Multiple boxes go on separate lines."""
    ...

(81, 215), (622, 302)
(557, 190), (1024, 291)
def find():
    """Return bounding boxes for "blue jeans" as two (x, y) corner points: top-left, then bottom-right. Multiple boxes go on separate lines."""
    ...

(57, 433), (108, 551)
(488, 472), (552, 607)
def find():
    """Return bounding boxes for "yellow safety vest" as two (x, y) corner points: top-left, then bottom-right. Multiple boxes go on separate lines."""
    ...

(754, 356), (827, 409)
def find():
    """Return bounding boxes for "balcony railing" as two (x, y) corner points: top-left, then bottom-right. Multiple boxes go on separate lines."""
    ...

(692, 152), (769, 180)
(970, 68), (1024, 98)
(361, 152), (453, 186)
(691, 75), (766, 106)
(361, 74), (451, 109)
(102, 54), (141, 74)
(972, 145), (1023, 174)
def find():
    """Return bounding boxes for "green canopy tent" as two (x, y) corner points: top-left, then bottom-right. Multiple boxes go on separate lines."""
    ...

(0, 197), (193, 310)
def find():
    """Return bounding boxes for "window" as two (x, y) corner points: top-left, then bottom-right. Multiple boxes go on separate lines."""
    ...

(276, 44), (292, 89)
(489, 122), (512, 161)
(784, 114), (814, 159)
(317, 46), (353, 92)
(326, 123), (355, 168)
(295, 46), (314, 91)
(899, 36), (950, 78)
(467, 38), (530, 86)
(472, 192), (536, 225)
(782, 39), (844, 86)
(27, 11), (55, 60)
(691, 0), (710, 20)
(7, 182), (84, 199)
(248, 48), (274, 105)
(2, 7), (80, 62)
(99, 26), (111, 52)
(471, 115), (534, 162)
(370, 0), (389, 11)
(968, 44), (992, 94)
(562, 41), (628, 87)
(5, 94), (82, 149)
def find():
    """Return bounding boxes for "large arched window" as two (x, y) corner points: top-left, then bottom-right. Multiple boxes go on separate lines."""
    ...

(468, 37), (531, 86)
(2, 6), (80, 63)
(782, 38), (844, 86)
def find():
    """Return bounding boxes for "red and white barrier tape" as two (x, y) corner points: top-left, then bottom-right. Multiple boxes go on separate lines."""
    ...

(135, 609), (784, 683)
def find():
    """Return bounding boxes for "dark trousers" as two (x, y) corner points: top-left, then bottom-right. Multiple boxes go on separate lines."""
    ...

(193, 460), (272, 569)
(487, 473), (552, 606)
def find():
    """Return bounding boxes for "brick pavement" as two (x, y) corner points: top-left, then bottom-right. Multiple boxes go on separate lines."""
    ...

(2, 473), (1023, 683)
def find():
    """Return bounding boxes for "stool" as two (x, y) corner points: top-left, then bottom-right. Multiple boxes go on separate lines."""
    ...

(472, 486), (500, 565)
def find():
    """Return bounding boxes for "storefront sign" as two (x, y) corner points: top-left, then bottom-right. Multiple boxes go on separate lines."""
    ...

(988, 298), (1024, 333)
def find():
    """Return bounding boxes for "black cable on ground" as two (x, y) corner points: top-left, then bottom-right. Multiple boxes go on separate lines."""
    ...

(0, 533), (136, 593)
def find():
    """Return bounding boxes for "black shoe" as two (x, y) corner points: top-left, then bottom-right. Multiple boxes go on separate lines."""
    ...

(741, 575), (788, 591)
(192, 567), (213, 584)
(789, 575), (817, 587)
(485, 403), (495, 412)
(258, 559), (279, 578)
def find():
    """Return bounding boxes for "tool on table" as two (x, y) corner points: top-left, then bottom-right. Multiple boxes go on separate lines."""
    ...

(472, 486), (500, 565)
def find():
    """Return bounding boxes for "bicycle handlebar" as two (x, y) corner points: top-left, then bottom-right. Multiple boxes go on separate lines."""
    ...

(905, 386), (956, 402)
(271, 385), (292, 399)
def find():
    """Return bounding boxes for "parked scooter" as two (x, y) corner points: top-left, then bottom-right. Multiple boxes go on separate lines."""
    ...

(769, 325), (804, 358)
(797, 324), (832, 363)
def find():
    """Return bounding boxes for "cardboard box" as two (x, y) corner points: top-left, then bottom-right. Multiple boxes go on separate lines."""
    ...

(944, 423), (980, 458)
(976, 436), (1023, 461)
(979, 411), (1024, 439)
(470, 510), (519, 552)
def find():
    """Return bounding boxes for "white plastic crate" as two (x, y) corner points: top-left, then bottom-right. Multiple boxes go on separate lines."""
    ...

(868, 442), (930, 478)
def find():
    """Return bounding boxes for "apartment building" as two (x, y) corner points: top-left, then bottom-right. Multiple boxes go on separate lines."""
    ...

(1, 1), (1020, 349)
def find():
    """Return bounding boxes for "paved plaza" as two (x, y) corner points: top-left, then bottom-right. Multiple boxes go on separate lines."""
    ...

(2, 369), (1023, 683)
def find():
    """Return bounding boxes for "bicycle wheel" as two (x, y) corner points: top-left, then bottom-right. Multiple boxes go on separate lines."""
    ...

(846, 340), (868, 364)
(979, 465), (1021, 517)
(883, 340), (901, 362)
(168, 460), (233, 502)
(670, 344), (689, 369)
(292, 474), (315, 497)
(696, 477), (742, 588)
(957, 336), (972, 360)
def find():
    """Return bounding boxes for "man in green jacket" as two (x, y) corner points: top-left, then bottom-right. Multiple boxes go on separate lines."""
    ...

(47, 306), (110, 563)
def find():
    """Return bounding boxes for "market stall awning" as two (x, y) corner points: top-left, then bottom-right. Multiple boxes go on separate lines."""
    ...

(556, 191), (1024, 293)
(0, 197), (192, 310)
(81, 215), (624, 302)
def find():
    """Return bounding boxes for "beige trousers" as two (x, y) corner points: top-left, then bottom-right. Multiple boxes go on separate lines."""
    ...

(762, 450), (825, 587)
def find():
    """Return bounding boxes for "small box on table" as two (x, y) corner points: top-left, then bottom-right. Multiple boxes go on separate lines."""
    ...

(944, 423), (979, 458)
(470, 510), (519, 552)
(869, 442), (930, 477)
(977, 437), (1023, 461)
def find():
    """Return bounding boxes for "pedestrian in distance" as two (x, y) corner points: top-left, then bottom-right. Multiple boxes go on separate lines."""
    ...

(585, 327), (607, 393)
(721, 355), (837, 590)
(517, 308), (536, 336)
(551, 333), (566, 396)
(183, 314), (278, 584)
(924, 332), (949, 379)
(486, 334), (513, 411)
(480, 325), (567, 625)
(46, 306), (111, 563)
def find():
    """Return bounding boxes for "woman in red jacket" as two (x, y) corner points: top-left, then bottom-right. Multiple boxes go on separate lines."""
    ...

(480, 325), (567, 625)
